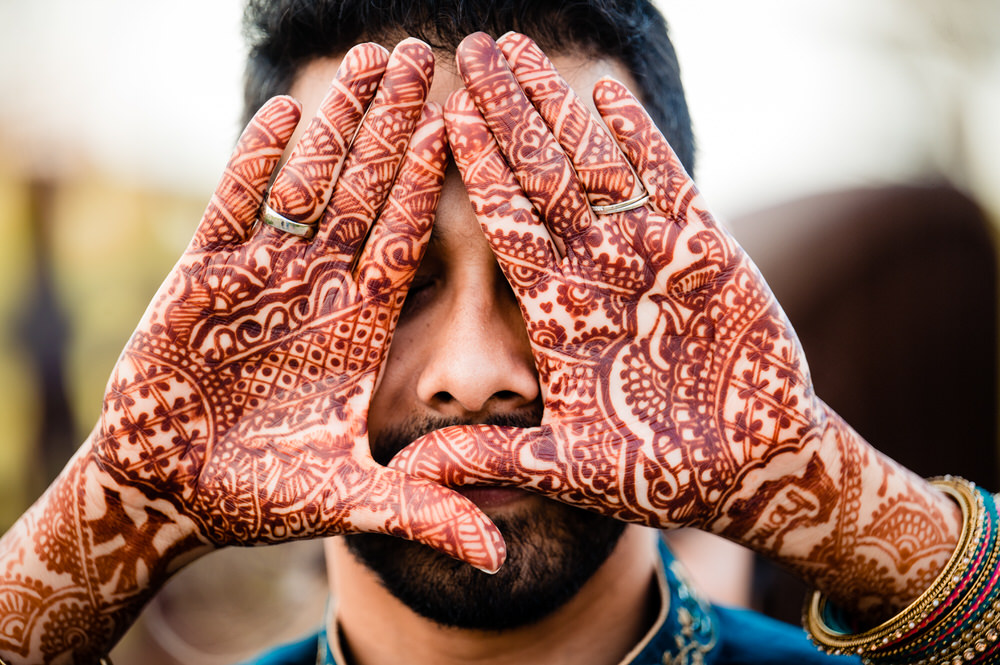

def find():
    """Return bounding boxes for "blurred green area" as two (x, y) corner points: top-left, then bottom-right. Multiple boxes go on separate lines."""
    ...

(0, 157), (331, 664)
(0, 169), (37, 525)
(0, 155), (206, 528)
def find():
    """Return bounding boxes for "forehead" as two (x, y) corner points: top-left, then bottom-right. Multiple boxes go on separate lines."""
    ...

(288, 48), (636, 138)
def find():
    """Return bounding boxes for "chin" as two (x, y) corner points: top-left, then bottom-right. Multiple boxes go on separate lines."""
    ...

(344, 496), (625, 630)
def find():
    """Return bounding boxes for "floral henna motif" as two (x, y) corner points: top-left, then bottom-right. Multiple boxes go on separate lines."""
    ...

(265, 43), (389, 226)
(395, 32), (959, 620)
(402, 31), (811, 526)
(0, 40), (502, 664)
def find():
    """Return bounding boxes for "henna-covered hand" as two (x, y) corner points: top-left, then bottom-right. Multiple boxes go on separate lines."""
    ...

(395, 30), (820, 533)
(394, 33), (961, 619)
(0, 39), (502, 664)
(96, 40), (503, 560)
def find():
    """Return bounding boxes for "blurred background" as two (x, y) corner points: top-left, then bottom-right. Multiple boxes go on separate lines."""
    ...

(0, 0), (997, 662)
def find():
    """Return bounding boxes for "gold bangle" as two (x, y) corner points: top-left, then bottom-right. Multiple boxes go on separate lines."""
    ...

(805, 476), (983, 656)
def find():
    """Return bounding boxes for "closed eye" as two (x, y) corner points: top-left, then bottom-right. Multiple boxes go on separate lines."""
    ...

(400, 273), (439, 317)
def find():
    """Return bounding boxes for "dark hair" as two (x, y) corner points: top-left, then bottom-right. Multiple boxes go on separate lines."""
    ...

(242, 0), (695, 172)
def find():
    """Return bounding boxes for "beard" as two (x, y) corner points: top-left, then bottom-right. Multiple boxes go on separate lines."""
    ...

(344, 413), (626, 631)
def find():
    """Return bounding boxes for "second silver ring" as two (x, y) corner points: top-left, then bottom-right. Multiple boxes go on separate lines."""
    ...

(591, 193), (650, 215)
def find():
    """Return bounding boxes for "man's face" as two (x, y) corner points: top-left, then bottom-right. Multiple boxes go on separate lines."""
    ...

(289, 48), (634, 630)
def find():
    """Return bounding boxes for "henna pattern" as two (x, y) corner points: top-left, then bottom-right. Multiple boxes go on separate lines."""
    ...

(265, 45), (389, 226)
(394, 32), (961, 621)
(0, 40), (502, 664)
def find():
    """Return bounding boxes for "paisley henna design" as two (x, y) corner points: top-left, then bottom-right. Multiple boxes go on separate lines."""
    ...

(0, 40), (503, 664)
(394, 33), (960, 621)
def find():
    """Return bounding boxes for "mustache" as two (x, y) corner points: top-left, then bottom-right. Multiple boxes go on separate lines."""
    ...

(371, 409), (542, 467)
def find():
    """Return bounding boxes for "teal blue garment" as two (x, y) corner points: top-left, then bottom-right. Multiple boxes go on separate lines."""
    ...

(241, 539), (860, 665)
(243, 632), (318, 665)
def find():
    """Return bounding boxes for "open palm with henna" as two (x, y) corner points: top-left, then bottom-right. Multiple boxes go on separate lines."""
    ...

(396, 35), (963, 621)
(93, 39), (501, 564)
(0, 38), (503, 665)
(393, 32), (822, 533)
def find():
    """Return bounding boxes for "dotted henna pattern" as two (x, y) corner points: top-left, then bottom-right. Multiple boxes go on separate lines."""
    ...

(0, 40), (502, 663)
(396, 32), (959, 623)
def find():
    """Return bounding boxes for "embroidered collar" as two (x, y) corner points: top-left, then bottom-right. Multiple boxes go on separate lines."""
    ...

(318, 538), (717, 665)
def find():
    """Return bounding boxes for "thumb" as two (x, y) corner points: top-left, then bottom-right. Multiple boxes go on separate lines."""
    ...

(342, 465), (508, 574)
(390, 424), (566, 491)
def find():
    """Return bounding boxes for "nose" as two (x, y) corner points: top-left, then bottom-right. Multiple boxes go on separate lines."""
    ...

(415, 276), (540, 419)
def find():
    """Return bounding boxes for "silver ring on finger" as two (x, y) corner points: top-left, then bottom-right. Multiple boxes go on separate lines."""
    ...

(260, 202), (315, 238)
(590, 192), (650, 215)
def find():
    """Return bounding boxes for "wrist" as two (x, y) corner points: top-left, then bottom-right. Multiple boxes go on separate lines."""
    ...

(0, 441), (210, 663)
(715, 404), (963, 622)
(806, 477), (998, 664)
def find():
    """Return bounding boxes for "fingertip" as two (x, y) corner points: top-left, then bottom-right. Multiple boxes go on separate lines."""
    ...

(496, 31), (540, 62)
(455, 32), (498, 78)
(458, 31), (494, 52)
(476, 529), (507, 574)
(593, 78), (647, 121)
(391, 36), (435, 78)
(252, 95), (303, 137)
(444, 87), (474, 116)
(593, 78), (645, 135)
(455, 502), (507, 574)
(262, 94), (302, 116)
(593, 76), (617, 94)
(345, 41), (391, 64)
(337, 43), (391, 90)
(394, 35), (432, 54)
(595, 75), (625, 90)
(404, 475), (508, 574)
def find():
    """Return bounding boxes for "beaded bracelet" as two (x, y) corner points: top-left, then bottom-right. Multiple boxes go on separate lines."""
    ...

(804, 476), (1000, 664)
(877, 491), (1000, 665)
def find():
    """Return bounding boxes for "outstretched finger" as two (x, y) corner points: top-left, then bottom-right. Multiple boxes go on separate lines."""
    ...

(354, 102), (445, 307)
(593, 77), (730, 266)
(445, 88), (559, 293)
(344, 465), (507, 574)
(497, 33), (642, 209)
(593, 78), (702, 223)
(314, 38), (435, 260)
(193, 95), (301, 250)
(456, 32), (591, 254)
(265, 43), (389, 229)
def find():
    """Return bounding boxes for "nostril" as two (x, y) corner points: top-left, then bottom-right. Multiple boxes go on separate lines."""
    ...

(432, 391), (455, 405)
(429, 389), (530, 414)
